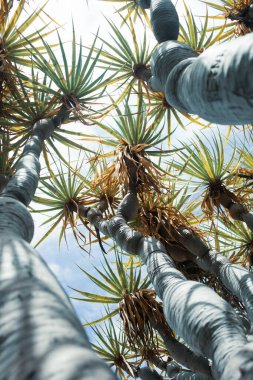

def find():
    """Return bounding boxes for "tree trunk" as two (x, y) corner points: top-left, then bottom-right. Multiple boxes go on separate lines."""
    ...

(86, 192), (253, 379)
(0, 118), (116, 379)
(177, 228), (253, 327)
(150, 317), (211, 377)
(139, 0), (253, 125)
(0, 231), (116, 380)
(166, 361), (212, 380)
(138, 367), (163, 379)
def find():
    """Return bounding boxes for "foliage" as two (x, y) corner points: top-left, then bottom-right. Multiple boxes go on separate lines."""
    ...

(2, 0), (253, 379)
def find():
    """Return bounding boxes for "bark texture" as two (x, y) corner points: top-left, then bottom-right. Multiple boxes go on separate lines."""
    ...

(138, 367), (163, 379)
(138, 239), (249, 380)
(0, 118), (116, 379)
(150, 0), (179, 43)
(166, 361), (213, 380)
(177, 228), (253, 328)
(164, 34), (253, 124)
(1, 119), (55, 205)
(86, 192), (253, 379)
(0, 233), (116, 380)
(151, 318), (211, 377)
(142, 0), (253, 125)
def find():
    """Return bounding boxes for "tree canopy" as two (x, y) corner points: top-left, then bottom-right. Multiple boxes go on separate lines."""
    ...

(1, 1), (253, 379)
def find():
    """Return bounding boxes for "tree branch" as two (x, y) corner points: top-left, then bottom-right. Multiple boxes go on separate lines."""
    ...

(177, 228), (253, 327)
(84, 192), (253, 379)
(1, 104), (70, 206)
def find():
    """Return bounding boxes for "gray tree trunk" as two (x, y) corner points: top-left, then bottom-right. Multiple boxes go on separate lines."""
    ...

(0, 119), (116, 380)
(176, 228), (253, 328)
(86, 192), (253, 379)
(0, 230), (116, 380)
(138, 367), (163, 379)
(141, 0), (253, 125)
(166, 361), (212, 380)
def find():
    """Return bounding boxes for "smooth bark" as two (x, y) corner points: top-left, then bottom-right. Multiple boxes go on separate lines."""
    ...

(1, 119), (55, 206)
(138, 238), (250, 380)
(139, 0), (253, 125)
(164, 35), (253, 125)
(0, 118), (117, 379)
(138, 366), (163, 380)
(0, 233), (116, 380)
(86, 192), (253, 379)
(166, 361), (212, 380)
(177, 228), (253, 327)
(150, 0), (179, 43)
(196, 251), (253, 328)
(150, 318), (211, 377)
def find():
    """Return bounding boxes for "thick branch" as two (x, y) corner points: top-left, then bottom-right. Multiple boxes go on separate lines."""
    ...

(218, 192), (253, 232)
(177, 228), (253, 327)
(1, 119), (54, 206)
(1, 106), (69, 207)
(163, 35), (253, 124)
(137, 0), (179, 43)
(138, 366), (163, 380)
(85, 192), (253, 379)
(166, 361), (212, 380)
(150, 317), (212, 378)
(0, 234), (116, 380)
(138, 242), (251, 379)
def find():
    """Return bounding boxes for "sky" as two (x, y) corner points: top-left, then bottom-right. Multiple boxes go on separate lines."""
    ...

(29, 0), (219, 343)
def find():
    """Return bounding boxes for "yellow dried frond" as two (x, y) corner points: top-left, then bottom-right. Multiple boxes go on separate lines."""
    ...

(229, 242), (253, 268)
(201, 181), (249, 219)
(119, 289), (172, 351)
(136, 192), (204, 258)
(96, 144), (164, 196)
(61, 198), (89, 250)
(227, 0), (253, 12)
(83, 176), (120, 214)
(224, 1), (253, 35)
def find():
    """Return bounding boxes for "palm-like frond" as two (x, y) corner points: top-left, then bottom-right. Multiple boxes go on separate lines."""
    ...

(91, 318), (137, 379)
(214, 218), (253, 267)
(0, 0), (57, 111)
(143, 90), (208, 147)
(135, 190), (203, 264)
(93, 18), (154, 103)
(205, 0), (253, 36)
(0, 68), (98, 158)
(77, 156), (121, 215)
(30, 29), (108, 120)
(173, 132), (236, 183)
(72, 252), (150, 325)
(238, 135), (253, 184)
(84, 96), (174, 193)
(167, 180), (202, 222)
(33, 154), (89, 248)
(73, 252), (172, 353)
(180, 2), (233, 52)
(0, 0), (55, 67)
(93, 97), (167, 150)
(1, 69), (58, 140)
(100, 0), (150, 25)
(171, 132), (245, 217)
